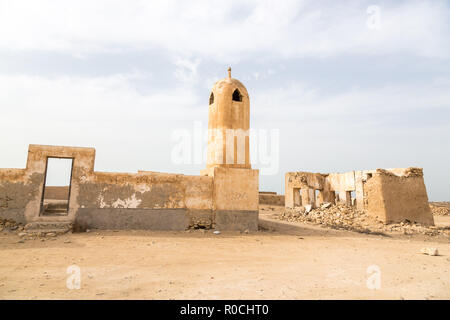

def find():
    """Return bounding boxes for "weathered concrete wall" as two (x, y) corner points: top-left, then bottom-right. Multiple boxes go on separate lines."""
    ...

(366, 168), (434, 225)
(0, 144), (257, 231)
(74, 171), (214, 230)
(209, 167), (259, 231)
(0, 168), (39, 223)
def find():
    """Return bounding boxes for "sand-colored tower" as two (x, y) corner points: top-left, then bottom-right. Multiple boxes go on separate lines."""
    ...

(201, 68), (259, 231)
(206, 67), (251, 169)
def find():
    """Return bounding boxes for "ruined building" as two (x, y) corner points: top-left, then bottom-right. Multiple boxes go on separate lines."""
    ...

(0, 69), (259, 231)
(0, 68), (435, 231)
(285, 168), (434, 225)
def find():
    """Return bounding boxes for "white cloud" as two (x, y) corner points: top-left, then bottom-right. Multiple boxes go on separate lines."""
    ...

(252, 81), (450, 127)
(0, 0), (448, 60)
(0, 72), (204, 149)
(174, 57), (201, 83)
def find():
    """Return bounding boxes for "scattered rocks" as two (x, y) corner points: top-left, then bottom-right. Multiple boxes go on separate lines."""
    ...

(0, 218), (23, 232)
(278, 204), (448, 237)
(321, 202), (332, 209)
(304, 205), (312, 213)
(430, 203), (450, 216)
(18, 232), (27, 238)
(420, 248), (439, 256)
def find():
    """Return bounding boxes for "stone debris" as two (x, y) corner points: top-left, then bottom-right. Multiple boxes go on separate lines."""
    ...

(213, 231), (221, 235)
(321, 202), (332, 209)
(190, 217), (213, 230)
(420, 248), (439, 256)
(0, 218), (23, 232)
(429, 203), (450, 216)
(304, 205), (312, 213)
(278, 204), (450, 237)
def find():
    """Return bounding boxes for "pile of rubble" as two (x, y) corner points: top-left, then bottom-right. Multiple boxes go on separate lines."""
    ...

(0, 217), (23, 232)
(0, 217), (71, 242)
(279, 203), (449, 237)
(430, 203), (450, 216)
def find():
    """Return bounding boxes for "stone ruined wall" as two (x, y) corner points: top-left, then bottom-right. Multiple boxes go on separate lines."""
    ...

(0, 145), (96, 224)
(74, 171), (213, 230)
(0, 144), (255, 231)
(285, 167), (434, 226)
(0, 169), (40, 223)
(285, 172), (326, 208)
(43, 186), (69, 200)
(259, 193), (285, 206)
(365, 168), (434, 225)
(208, 167), (259, 231)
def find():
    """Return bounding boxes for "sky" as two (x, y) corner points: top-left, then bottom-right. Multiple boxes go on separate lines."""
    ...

(0, 0), (449, 200)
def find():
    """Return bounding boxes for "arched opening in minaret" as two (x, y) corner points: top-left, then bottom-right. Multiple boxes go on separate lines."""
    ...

(209, 92), (214, 105)
(232, 89), (242, 102)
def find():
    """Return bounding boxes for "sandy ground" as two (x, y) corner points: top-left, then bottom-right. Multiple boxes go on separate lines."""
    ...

(0, 208), (449, 300)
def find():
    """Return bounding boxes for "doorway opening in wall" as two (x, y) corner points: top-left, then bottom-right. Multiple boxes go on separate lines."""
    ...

(350, 191), (356, 206)
(40, 157), (74, 216)
(314, 190), (319, 205)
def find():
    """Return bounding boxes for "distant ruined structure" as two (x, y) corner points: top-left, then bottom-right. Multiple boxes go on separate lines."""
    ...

(0, 68), (434, 230)
(285, 168), (434, 225)
(0, 69), (259, 231)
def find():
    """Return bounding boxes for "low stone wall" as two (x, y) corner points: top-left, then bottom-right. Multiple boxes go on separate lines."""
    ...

(44, 186), (69, 200)
(259, 193), (285, 206)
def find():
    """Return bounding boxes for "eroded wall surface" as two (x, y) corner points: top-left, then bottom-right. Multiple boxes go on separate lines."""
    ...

(206, 167), (259, 231)
(365, 168), (433, 225)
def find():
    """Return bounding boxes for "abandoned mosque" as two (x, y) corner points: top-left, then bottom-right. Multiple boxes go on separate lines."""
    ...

(0, 68), (434, 232)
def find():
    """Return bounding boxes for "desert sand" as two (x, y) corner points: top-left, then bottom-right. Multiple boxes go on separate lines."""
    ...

(0, 207), (449, 300)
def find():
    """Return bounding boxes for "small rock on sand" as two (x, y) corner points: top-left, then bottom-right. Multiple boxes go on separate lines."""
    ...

(420, 247), (439, 256)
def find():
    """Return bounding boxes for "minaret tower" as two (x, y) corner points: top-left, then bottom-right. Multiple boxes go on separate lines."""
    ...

(206, 67), (251, 169)
(202, 67), (259, 232)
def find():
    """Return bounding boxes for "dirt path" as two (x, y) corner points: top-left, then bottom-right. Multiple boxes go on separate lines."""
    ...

(0, 212), (449, 300)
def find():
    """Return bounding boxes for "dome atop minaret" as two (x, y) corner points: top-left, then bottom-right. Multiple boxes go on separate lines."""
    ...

(209, 67), (249, 103)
